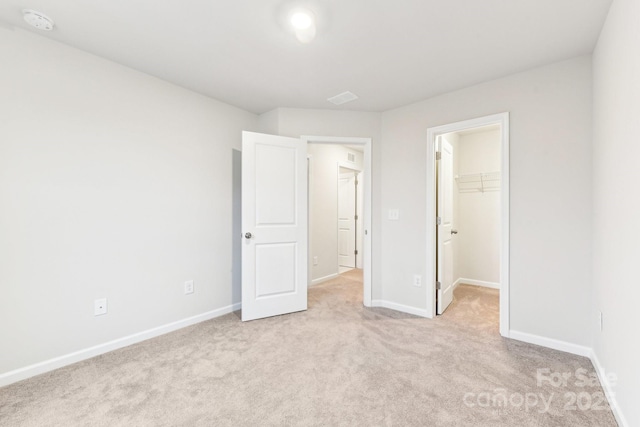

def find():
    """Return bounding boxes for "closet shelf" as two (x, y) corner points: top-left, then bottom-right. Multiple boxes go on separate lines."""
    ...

(455, 171), (501, 193)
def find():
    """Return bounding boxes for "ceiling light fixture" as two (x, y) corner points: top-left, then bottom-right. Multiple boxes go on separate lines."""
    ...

(22, 9), (54, 31)
(290, 11), (313, 30)
(289, 8), (316, 43)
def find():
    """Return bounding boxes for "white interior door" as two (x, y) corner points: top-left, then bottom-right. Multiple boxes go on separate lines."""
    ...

(437, 137), (454, 314)
(338, 171), (356, 269)
(242, 131), (307, 321)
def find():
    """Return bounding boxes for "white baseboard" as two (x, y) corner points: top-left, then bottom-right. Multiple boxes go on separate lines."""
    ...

(371, 299), (431, 318)
(0, 303), (241, 388)
(456, 278), (500, 289)
(310, 273), (339, 286)
(590, 350), (629, 427)
(508, 330), (591, 357)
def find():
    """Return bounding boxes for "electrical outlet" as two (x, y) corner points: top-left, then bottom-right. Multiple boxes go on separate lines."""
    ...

(313, 256), (318, 266)
(413, 275), (422, 287)
(94, 298), (107, 316)
(184, 280), (194, 295)
(388, 209), (400, 220)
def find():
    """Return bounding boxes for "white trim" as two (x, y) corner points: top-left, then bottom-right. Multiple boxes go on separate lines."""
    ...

(589, 350), (629, 427)
(456, 278), (500, 289)
(426, 113), (510, 337)
(371, 300), (430, 318)
(0, 303), (240, 387)
(508, 330), (591, 357)
(302, 136), (373, 308)
(310, 273), (339, 286)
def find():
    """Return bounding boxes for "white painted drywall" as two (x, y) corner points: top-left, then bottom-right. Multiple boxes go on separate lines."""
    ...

(257, 109), (279, 135)
(308, 144), (363, 282)
(0, 29), (258, 375)
(380, 56), (593, 346)
(592, 0), (640, 425)
(258, 108), (382, 299)
(457, 129), (501, 285)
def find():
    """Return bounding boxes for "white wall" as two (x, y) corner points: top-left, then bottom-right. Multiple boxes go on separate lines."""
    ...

(0, 25), (616, 404)
(456, 129), (501, 285)
(380, 56), (593, 346)
(592, 0), (640, 425)
(0, 29), (258, 376)
(258, 108), (382, 298)
(308, 144), (363, 282)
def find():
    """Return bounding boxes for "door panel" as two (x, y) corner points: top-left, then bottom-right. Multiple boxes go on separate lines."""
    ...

(255, 243), (297, 297)
(242, 131), (307, 321)
(255, 144), (297, 225)
(338, 172), (356, 269)
(437, 137), (454, 314)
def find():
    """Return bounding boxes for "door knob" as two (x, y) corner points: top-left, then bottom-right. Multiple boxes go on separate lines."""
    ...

(245, 232), (253, 239)
(451, 229), (458, 235)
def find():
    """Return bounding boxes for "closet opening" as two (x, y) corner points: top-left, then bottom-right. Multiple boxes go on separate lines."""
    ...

(426, 113), (510, 336)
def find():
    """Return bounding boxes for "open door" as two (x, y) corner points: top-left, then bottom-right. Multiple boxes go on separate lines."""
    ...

(437, 137), (454, 314)
(241, 131), (308, 321)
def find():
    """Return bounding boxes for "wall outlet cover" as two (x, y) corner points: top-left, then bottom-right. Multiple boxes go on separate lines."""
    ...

(94, 298), (107, 316)
(184, 280), (194, 295)
(413, 275), (422, 287)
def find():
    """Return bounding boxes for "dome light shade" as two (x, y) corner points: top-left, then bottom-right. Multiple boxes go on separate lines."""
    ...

(290, 11), (313, 30)
(288, 8), (316, 43)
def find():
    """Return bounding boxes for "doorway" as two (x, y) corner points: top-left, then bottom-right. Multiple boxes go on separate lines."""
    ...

(303, 136), (372, 307)
(426, 113), (510, 337)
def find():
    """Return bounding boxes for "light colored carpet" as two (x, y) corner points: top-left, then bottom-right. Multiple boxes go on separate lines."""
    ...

(0, 272), (617, 426)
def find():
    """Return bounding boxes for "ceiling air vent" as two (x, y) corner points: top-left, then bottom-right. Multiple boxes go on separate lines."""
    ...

(328, 91), (358, 106)
(347, 152), (356, 162)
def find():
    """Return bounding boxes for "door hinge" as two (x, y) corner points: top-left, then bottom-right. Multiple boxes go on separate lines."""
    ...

(354, 215), (358, 220)
(436, 281), (442, 290)
(354, 250), (358, 255)
(355, 178), (359, 186)
(436, 151), (442, 160)
(436, 216), (442, 225)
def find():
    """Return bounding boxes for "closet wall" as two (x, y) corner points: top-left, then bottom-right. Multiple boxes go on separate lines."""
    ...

(455, 128), (501, 287)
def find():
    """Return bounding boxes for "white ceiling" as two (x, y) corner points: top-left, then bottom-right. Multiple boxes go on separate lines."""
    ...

(0, 0), (612, 114)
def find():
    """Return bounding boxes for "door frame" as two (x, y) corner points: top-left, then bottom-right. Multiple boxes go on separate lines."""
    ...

(425, 113), (510, 337)
(302, 135), (373, 307)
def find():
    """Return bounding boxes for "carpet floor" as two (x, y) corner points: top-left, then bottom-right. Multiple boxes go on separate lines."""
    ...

(0, 271), (617, 426)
